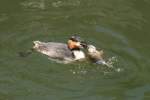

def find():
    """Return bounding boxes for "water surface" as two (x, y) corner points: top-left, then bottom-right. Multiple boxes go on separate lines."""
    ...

(0, 0), (150, 100)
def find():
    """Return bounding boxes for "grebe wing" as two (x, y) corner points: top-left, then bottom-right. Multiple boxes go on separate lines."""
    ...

(41, 42), (73, 58)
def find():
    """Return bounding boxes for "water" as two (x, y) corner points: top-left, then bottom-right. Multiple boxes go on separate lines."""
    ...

(0, 0), (150, 100)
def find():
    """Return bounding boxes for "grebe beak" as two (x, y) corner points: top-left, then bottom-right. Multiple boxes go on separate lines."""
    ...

(80, 41), (88, 48)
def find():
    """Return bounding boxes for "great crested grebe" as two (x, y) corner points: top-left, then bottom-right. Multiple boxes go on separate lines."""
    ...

(87, 45), (106, 65)
(33, 39), (86, 63)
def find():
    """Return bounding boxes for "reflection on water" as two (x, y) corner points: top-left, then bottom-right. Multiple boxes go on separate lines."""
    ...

(0, 0), (150, 100)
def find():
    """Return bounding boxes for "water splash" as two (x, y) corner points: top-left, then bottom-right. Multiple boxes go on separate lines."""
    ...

(105, 56), (118, 68)
(69, 63), (88, 75)
(105, 56), (124, 72)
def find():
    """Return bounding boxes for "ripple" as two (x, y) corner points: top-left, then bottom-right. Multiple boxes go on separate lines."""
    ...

(21, 0), (46, 10)
(96, 25), (129, 45)
(52, 0), (80, 8)
(91, 26), (143, 81)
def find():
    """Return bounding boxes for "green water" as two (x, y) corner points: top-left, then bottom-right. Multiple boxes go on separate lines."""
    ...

(0, 0), (150, 100)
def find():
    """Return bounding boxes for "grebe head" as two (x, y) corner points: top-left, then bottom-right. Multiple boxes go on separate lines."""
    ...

(87, 45), (96, 53)
(70, 35), (82, 42)
(33, 41), (41, 49)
